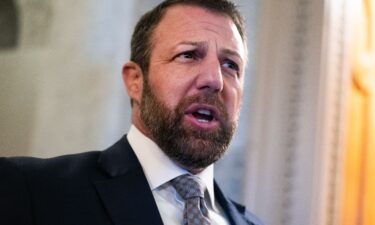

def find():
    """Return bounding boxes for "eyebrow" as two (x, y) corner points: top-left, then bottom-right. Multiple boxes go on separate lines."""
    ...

(175, 41), (208, 49)
(220, 48), (243, 63)
(175, 41), (244, 63)
(176, 41), (243, 60)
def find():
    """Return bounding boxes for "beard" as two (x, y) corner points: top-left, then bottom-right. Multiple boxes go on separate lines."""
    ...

(140, 79), (237, 171)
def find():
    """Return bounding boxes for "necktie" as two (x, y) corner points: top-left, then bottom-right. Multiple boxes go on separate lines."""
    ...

(171, 174), (211, 225)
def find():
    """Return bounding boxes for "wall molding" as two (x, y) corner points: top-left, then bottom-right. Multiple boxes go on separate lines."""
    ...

(280, 0), (311, 224)
(318, 0), (351, 224)
(244, 0), (351, 224)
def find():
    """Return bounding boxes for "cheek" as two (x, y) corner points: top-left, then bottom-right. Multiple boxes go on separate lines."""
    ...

(225, 86), (243, 119)
(150, 67), (196, 108)
(148, 76), (186, 109)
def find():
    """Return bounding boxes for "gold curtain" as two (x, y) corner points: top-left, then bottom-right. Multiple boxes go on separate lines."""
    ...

(341, 0), (375, 224)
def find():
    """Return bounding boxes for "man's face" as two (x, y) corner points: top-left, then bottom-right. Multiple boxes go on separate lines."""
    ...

(139, 5), (246, 172)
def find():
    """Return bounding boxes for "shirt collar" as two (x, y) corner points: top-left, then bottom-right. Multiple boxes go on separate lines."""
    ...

(127, 125), (216, 208)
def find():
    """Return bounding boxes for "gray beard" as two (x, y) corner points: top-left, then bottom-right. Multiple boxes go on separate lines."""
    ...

(140, 80), (236, 171)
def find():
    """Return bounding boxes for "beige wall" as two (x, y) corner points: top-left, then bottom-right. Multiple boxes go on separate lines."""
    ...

(0, 0), (136, 156)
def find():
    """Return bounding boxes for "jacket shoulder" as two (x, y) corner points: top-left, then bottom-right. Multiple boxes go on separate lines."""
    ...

(0, 157), (34, 224)
(0, 151), (106, 225)
(0, 151), (105, 188)
(3, 151), (100, 172)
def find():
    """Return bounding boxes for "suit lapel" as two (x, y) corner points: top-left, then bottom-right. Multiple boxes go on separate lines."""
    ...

(94, 136), (164, 225)
(214, 181), (252, 225)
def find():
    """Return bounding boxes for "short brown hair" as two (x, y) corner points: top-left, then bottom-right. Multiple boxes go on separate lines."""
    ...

(130, 0), (246, 75)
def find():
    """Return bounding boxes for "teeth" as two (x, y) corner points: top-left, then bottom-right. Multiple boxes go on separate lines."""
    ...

(197, 109), (211, 116)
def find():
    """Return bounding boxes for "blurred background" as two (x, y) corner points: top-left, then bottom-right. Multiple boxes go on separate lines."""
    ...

(0, 0), (374, 225)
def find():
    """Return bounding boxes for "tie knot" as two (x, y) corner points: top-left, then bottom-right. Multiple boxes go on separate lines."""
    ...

(171, 174), (206, 200)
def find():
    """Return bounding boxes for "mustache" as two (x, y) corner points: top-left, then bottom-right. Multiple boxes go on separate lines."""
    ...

(175, 93), (228, 122)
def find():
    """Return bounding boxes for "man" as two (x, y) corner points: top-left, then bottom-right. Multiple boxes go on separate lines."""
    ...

(0, 0), (264, 225)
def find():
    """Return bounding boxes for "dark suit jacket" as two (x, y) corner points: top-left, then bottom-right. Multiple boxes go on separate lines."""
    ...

(0, 135), (263, 225)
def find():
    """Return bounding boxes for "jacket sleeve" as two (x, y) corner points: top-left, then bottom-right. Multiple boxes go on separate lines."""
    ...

(0, 158), (33, 225)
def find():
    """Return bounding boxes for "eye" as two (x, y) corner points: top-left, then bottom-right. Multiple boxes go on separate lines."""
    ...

(222, 60), (240, 76)
(179, 51), (194, 58)
(174, 51), (197, 61)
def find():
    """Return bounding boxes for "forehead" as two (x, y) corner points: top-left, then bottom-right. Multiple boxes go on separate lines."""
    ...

(151, 5), (246, 60)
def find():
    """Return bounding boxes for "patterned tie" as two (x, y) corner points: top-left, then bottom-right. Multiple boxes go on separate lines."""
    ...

(171, 174), (211, 225)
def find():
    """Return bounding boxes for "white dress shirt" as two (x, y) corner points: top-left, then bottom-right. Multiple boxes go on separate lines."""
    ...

(127, 125), (229, 225)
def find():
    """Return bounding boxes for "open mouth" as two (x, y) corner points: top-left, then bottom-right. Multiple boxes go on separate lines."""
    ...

(184, 104), (220, 128)
(192, 109), (215, 123)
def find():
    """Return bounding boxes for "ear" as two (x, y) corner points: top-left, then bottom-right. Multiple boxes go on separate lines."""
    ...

(122, 61), (144, 106)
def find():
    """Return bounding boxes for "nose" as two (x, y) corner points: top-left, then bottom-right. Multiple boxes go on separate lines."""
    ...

(195, 57), (224, 93)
